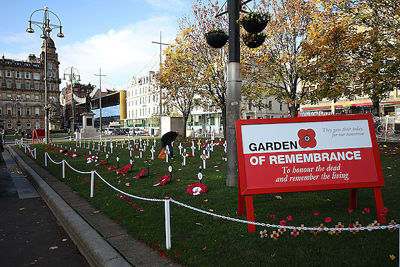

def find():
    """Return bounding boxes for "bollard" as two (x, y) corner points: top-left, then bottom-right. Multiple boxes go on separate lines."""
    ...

(34, 148), (37, 160)
(164, 197), (171, 250)
(90, 170), (95, 198)
(45, 152), (48, 167)
(62, 160), (65, 179)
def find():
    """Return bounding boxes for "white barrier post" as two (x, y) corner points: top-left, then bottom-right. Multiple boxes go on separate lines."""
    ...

(45, 152), (48, 167)
(62, 160), (65, 179)
(24, 144), (27, 153)
(34, 148), (37, 160)
(164, 197), (171, 250)
(90, 170), (95, 198)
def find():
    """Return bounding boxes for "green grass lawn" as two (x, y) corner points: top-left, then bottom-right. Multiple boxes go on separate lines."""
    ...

(22, 138), (399, 266)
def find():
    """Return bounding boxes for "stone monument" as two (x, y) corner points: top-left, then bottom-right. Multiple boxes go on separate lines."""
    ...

(78, 111), (98, 139)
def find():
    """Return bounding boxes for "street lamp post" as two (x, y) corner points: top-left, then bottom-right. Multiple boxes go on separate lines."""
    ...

(63, 66), (80, 134)
(26, 6), (64, 144)
(226, 0), (242, 187)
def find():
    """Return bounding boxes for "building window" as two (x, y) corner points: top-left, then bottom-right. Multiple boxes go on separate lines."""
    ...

(17, 121), (21, 129)
(7, 94), (12, 100)
(35, 107), (39, 116)
(35, 95), (39, 101)
(16, 82), (21, 89)
(7, 106), (12, 115)
(34, 82), (39, 90)
(26, 95), (31, 101)
(26, 120), (31, 129)
(33, 73), (40, 80)
(26, 107), (30, 116)
(0, 108), (2, 115)
(17, 107), (21, 116)
(35, 121), (40, 129)
(48, 62), (52, 70)
(8, 121), (12, 129)
(25, 72), (31, 79)
(25, 83), (31, 90)
(280, 103), (283, 111)
(49, 83), (54, 91)
(6, 81), (12, 88)
(16, 71), (22, 79)
(6, 70), (12, 78)
(16, 94), (22, 101)
(0, 70), (2, 77)
(269, 101), (272, 110)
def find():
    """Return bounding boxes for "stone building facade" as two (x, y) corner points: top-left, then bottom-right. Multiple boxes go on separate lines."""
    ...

(0, 38), (62, 134)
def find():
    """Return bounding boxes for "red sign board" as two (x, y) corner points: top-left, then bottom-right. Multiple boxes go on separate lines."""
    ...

(236, 114), (386, 231)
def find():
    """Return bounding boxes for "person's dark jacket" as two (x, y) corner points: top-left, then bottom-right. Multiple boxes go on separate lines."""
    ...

(161, 131), (178, 146)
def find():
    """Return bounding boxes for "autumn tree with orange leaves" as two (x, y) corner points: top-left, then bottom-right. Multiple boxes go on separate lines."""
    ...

(300, 0), (400, 116)
(241, 0), (322, 117)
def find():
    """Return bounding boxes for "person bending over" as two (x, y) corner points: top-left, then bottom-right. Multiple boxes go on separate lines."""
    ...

(161, 131), (178, 158)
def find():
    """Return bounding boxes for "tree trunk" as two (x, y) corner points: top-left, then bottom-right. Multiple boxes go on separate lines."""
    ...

(182, 114), (188, 138)
(371, 99), (380, 117)
(289, 105), (299, 117)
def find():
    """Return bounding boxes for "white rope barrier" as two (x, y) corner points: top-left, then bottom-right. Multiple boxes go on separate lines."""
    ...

(63, 160), (92, 174)
(94, 171), (164, 202)
(170, 198), (399, 232)
(47, 154), (63, 165)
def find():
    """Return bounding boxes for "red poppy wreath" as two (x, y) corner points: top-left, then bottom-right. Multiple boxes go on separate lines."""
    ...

(187, 182), (207, 195)
(153, 175), (171, 186)
(118, 164), (132, 175)
(70, 152), (79, 158)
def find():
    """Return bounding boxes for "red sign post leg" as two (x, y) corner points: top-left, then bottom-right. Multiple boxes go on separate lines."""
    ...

(238, 179), (245, 216)
(245, 195), (256, 232)
(349, 189), (357, 209)
(373, 187), (386, 224)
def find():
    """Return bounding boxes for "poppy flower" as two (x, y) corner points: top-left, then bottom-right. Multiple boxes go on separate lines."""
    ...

(286, 216), (292, 221)
(297, 129), (317, 148)
(259, 230), (268, 238)
(105, 166), (118, 171)
(279, 220), (286, 226)
(325, 217), (332, 223)
(269, 214), (276, 219)
(290, 229), (299, 237)
(347, 208), (354, 213)
(364, 207), (370, 214)
(270, 231), (279, 240)
(313, 210), (319, 216)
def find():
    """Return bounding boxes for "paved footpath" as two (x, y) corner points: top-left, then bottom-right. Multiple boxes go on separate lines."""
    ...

(0, 149), (89, 267)
(5, 145), (181, 267)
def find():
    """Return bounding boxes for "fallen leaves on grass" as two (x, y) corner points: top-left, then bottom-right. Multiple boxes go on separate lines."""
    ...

(49, 246), (58, 250)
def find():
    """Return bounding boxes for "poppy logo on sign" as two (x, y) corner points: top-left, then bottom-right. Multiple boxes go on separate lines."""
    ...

(298, 129), (317, 149)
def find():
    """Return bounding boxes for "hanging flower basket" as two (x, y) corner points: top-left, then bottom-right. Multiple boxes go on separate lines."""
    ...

(205, 29), (228, 49)
(243, 32), (266, 48)
(240, 12), (270, 33)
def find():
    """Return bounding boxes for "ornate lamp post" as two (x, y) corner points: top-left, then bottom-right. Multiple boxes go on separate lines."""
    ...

(26, 6), (64, 144)
(63, 66), (81, 134)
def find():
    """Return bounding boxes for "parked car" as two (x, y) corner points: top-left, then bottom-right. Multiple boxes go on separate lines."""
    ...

(103, 128), (114, 135)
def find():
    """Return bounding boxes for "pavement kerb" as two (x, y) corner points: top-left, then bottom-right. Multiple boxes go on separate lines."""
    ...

(8, 145), (181, 267)
(7, 145), (131, 267)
